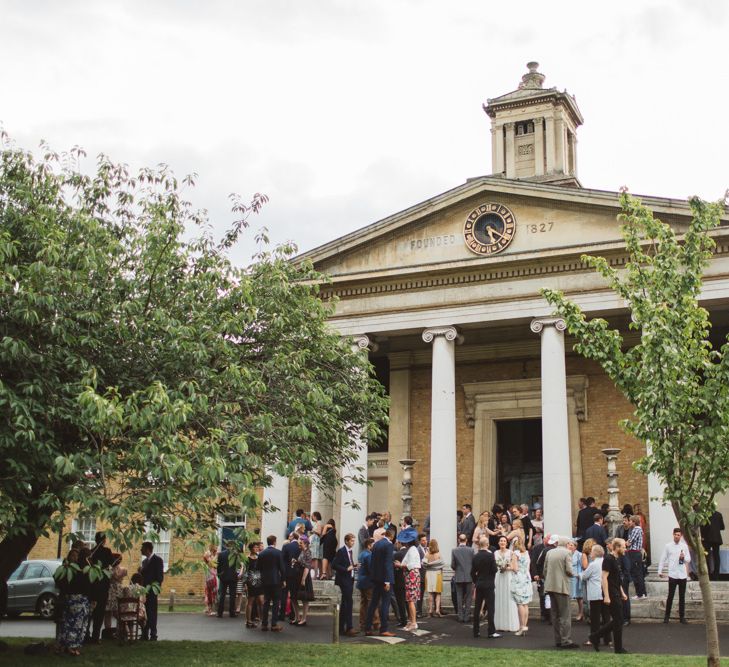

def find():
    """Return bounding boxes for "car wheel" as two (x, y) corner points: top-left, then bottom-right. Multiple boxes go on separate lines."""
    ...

(37, 593), (57, 620)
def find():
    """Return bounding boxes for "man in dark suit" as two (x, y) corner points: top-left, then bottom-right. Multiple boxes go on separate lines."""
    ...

(88, 531), (114, 642)
(577, 497), (597, 539)
(216, 541), (238, 618)
(584, 514), (608, 548)
(333, 533), (358, 636)
(258, 535), (285, 632)
(281, 534), (301, 622)
(702, 510), (725, 581)
(140, 541), (164, 641)
(365, 526), (396, 637)
(471, 536), (499, 638)
(460, 504), (477, 546)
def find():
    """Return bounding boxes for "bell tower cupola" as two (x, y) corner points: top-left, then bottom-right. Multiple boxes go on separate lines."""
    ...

(483, 62), (584, 187)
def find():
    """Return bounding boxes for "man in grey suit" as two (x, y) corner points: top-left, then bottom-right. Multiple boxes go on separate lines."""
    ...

(543, 536), (577, 649)
(450, 534), (474, 622)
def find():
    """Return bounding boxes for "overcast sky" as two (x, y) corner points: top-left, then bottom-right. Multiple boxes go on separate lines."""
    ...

(3, 0), (728, 265)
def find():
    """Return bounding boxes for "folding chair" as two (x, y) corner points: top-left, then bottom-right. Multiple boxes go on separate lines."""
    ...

(117, 596), (142, 644)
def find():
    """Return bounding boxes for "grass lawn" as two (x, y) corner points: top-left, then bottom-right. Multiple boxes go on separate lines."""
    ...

(0, 639), (708, 666)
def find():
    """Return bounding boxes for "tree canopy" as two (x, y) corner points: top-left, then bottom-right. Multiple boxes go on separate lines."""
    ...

(543, 191), (727, 666)
(0, 135), (388, 581)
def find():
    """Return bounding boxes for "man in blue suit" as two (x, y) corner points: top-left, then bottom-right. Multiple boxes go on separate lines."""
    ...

(140, 541), (164, 641)
(333, 533), (358, 636)
(257, 535), (286, 632)
(584, 514), (608, 548)
(365, 526), (396, 637)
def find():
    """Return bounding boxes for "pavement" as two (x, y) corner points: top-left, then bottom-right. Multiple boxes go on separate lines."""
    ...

(2, 612), (729, 655)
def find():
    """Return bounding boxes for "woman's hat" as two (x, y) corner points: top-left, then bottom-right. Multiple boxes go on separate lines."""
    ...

(396, 527), (418, 544)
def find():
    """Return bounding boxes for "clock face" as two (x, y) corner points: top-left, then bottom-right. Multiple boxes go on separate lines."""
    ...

(463, 203), (516, 256)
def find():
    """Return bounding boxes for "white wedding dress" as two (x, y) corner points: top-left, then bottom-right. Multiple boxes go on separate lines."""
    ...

(494, 549), (520, 632)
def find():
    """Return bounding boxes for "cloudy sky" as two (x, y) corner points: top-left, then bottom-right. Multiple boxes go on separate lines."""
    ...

(3, 1), (728, 265)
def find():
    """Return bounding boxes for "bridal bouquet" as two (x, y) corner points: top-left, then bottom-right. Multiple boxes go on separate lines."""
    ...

(495, 553), (510, 573)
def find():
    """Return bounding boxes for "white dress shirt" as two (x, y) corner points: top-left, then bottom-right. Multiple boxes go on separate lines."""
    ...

(658, 540), (691, 579)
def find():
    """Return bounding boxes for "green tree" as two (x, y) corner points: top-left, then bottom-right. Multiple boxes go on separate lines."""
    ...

(543, 191), (727, 666)
(0, 135), (388, 591)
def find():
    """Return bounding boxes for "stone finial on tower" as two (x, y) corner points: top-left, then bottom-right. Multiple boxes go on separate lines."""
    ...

(518, 61), (545, 90)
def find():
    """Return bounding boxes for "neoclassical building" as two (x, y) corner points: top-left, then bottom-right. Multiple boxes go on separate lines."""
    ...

(256, 62), (729, 566)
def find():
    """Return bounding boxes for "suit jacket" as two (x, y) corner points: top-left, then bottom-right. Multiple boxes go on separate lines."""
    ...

(370, 537), (394, 585)
(702, 511), (725, 544)
(356, 550), (373, 591)
(576, 506), (595, 537)
(141, 553), (164, 588)
(333, 545), (355, 588)
(450, 545), (474, 583)
(216, 549), (237, 583)
(471, 549), (497, 588)
(460, 514), (476, 544)
(584, 523), (607, 548)
(543, 546), (573, 595)
(358, 525), (370, 551)
(281, 541), (301, 577)
(258, 546), (285, 586)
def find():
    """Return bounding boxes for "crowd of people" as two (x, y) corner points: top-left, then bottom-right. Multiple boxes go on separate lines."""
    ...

(53, 532), (164, 657)
(208, 497), (722, 655)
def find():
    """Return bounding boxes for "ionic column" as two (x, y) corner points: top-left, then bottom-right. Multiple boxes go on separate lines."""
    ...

(531, 318), (573, 537)
(310, 483), (334, 524)
(493, 124), (505, 175)
(261, 470), (290, 542)
(648, 470), (678, 566)
(533, 117), (545, 176)
(545, 115), (556, 174)
(504, 122), (516, 179)
(422, 326), (462, 558)
(554, 116), (566, 173)
(338, 334), (375, 558)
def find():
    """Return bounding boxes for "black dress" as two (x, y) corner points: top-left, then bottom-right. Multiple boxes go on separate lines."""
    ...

(321, 528), (338, 562)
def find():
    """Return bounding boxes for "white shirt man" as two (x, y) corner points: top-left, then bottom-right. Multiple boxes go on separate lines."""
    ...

(658, 528), (691, 624)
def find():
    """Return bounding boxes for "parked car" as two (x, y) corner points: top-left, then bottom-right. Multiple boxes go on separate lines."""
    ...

(6, 559), (62, 619)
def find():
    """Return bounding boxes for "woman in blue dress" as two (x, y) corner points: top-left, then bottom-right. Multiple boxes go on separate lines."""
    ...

(509, 536), (533, 636)
(567, 538), (584, 621)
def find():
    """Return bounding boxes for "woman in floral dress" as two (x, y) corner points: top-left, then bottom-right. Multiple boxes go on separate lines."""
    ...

(309, 511), (323, 579)
(104, 554), (127, 634)
(55, 547), (92, 656)
(398, 527), (421, 631)
(203, 544), (218, 616)
(509, 536), (533, 635)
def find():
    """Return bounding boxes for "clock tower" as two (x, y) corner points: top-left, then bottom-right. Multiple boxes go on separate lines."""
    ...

(484, 62), (584, 187)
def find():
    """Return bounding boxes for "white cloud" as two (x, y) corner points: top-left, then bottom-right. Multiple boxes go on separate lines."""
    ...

(2, 0), (727, 260)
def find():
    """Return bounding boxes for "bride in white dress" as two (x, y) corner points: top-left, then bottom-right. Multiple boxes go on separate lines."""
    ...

(494, 536), (520, 632)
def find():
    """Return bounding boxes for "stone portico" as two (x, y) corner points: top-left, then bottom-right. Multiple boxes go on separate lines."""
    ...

(262, 63), (729, 567)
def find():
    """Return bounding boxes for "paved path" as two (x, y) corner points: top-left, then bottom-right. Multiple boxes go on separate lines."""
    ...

(2, 613), (729, 655)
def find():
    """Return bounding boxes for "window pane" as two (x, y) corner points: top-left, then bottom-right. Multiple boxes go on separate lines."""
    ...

(8, 565), (25, 582)
(24, 564), (46, 579)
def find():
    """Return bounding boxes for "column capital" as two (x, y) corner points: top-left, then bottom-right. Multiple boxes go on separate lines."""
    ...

(530, 317), (566, 334)
(422, 326), (463, 344)
(351, 334), (379, 353)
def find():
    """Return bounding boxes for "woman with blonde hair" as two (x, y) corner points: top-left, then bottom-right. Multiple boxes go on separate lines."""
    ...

(509, 536), (532, 636)
(472, 512), (494, 553)
(567, 538), (584, 621)
(423, 538), (445, 616)
(506, 518), (525, 549)
(581, 537), (596, 621)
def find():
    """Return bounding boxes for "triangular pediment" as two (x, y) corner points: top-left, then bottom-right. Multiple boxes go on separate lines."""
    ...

(298, 177), (695, 281)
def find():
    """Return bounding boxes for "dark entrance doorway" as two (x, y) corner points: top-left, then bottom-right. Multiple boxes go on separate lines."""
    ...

(496, 419), (543, 508)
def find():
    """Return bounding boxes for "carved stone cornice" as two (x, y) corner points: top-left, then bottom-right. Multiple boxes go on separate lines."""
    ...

(530, 317), (567, 334)
(422, 326), (464, 345)
(462, 375), (589, 428)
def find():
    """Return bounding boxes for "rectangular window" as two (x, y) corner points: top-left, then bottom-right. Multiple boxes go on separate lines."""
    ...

(218, 514), (246, 546)
(144, 523), (171, 572)
(71, 517), (97, 545)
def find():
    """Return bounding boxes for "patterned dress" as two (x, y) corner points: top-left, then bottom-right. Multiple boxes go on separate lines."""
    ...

(570, 549), (583, 599)
(510, 551), (533, 604)
(105, 565), (127, 613)
(59, 594), (90, 650)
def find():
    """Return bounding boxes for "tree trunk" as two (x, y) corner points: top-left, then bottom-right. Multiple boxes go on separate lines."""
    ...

(682, 523), (721, 667)
(0, 530), (40, 619)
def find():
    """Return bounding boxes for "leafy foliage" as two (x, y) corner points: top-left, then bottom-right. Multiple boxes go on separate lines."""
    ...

(0, 134), (388, 573)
